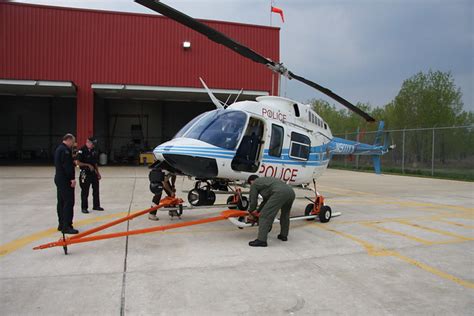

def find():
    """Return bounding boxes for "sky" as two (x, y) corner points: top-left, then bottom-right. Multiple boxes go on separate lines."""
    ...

(13, 0), (474, 112)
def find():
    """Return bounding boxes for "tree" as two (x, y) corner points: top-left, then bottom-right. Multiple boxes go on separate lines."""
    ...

(388, 70), (467, 164)
(388, 70), (464, 129)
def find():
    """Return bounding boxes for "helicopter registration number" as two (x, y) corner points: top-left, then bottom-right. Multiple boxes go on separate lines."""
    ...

(259, 164), (298, 182)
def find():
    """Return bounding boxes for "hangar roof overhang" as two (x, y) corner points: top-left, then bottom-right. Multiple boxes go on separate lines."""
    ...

(91, 83), (268, 102)
(0, 79), (76, 97)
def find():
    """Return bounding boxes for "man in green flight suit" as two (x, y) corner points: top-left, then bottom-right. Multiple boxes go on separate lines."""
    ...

(247, 175), (296, 247)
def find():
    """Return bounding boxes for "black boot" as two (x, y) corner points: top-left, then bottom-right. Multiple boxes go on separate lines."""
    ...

(57, 225), (61, 231)
(249, 239), (267, 247)
(62, 226), (79, 234)
(82, 209), (89, 214)
(277, 235), (288, 241)
(93, 206), (104, 211)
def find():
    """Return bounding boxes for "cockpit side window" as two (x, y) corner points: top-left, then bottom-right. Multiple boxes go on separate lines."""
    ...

(269, 124), (284, 157)
(289, 132), (311, 161)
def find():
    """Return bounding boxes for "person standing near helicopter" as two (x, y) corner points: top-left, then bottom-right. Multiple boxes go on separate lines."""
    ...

(76, 137), (104, 213)
(246, 175), (295, 247)
(148, 168), (176, 221)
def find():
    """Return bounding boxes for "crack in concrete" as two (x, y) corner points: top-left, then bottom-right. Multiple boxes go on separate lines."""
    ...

(120, 176), (137, 316)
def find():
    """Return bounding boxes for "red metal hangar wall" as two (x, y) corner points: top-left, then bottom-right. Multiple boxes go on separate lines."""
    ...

(0, 2), (279, 162)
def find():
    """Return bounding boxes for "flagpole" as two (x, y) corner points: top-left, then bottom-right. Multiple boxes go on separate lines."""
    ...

(270, 0), (273, 26)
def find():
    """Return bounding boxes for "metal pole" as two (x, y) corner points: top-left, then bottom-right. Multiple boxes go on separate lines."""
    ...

(431, 128), (435, 176)
(402, 129), (405, 174)
(270, 0), (273, 26)
(356, 127), (360, 169)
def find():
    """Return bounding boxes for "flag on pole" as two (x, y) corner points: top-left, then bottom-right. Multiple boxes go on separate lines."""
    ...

(271, 6), (285, 23)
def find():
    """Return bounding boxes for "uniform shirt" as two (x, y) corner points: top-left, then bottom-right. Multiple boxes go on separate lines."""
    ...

(248, 177), (292, 212)
(76, 145), (98, 172)
(54, 142), (75, 185)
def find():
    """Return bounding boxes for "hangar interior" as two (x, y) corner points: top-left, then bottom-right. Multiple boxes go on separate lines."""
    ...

(93, 98), (214, 164)
(0, 80), (77, 163)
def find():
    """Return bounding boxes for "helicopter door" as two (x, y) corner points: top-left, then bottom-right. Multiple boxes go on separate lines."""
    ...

(231, 117), (265, 173)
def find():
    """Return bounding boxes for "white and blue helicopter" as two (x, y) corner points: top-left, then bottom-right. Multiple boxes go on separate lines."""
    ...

(137, 0), (393, 220)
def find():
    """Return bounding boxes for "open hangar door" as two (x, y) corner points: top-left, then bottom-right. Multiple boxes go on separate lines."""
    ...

(92, 84), (268, 164)
(0, 80), (76, 164)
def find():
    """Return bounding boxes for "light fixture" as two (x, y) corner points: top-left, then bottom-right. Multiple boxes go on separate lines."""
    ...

(183, 41), (191, 49)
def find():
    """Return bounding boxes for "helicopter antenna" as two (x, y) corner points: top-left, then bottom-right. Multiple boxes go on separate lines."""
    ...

(199, 77), (225, 109)
(233, 88), (244, 103)
(223, 94), (232, 108)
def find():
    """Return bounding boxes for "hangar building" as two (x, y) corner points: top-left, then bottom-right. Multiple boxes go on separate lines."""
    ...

(0, 2), (279, 163)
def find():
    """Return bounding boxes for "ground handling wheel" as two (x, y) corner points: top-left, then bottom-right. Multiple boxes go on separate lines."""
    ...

(188, 188), (202, 206)
(226, 196), (237, 209)
(187, 188), (216, 206)
(319, 205), (332, 223)
(304, 203), (315, 221)
(227, 195), (249, 210)
(237, 196), (249, 210)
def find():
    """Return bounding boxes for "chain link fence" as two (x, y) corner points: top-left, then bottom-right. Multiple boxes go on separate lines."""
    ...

(330, 125), (474, 181)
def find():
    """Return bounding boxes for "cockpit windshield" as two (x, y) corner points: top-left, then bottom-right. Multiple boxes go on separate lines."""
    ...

(174, 112), (207, 139)
(176, 110), (247, 150)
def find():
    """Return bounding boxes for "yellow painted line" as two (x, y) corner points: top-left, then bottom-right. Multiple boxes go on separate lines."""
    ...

(395, 220), (474, 241)
(362, 223), (434, 245)
(0, 211), (128, 258)
(434, 218), (474, 229)
(315, 224), (474, 289)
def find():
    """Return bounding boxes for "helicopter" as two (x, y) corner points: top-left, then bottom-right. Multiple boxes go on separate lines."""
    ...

(136, 0), (393, 215)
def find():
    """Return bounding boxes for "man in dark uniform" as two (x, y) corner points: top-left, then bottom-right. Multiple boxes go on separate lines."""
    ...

(148, 168), (176, 221)
(247, 175), (296, 247)
(76, 137), (104, 213)
(54, 133), (78, 234)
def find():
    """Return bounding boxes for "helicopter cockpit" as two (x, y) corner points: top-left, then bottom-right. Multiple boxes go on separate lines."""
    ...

(174, 109), (247, 150)
(173, 109), (265, 173)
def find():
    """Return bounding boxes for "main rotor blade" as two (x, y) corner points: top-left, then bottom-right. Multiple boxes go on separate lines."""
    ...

(288, 72), (376, 122)
(135, 0), (376, 122)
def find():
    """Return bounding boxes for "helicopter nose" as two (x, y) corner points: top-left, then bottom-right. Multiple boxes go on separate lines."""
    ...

(162, 154), (218, 178)
(154, 139), (224, 178)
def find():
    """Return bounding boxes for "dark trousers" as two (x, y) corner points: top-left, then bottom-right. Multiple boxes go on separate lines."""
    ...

(149, 192), (163, 216)
(149, 185), (174, 215)
(80, 171), (100, 210)
(56, 183), (75, 229)
(257, 188), (295, 242)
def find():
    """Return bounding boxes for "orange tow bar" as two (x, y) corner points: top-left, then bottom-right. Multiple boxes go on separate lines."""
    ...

(33, 196), (248, 254)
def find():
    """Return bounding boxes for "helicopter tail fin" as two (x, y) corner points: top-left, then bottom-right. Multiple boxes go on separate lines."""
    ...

(373, 121), (385, 147)
(372, 155), (381, 175)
